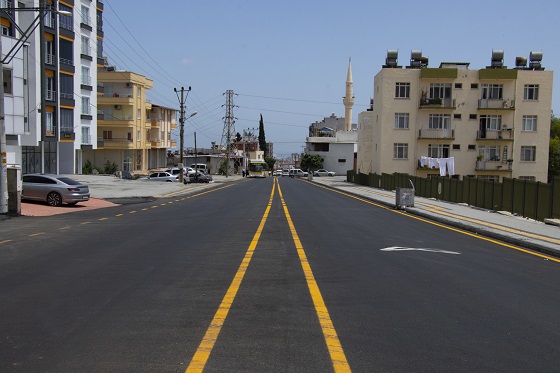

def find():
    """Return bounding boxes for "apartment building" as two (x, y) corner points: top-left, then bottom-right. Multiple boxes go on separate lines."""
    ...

(357, 50), (553, 182)
(91, 69), (155, 174)
(8, 0), (104, 175)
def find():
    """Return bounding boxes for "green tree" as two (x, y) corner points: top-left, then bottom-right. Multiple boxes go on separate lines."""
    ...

(258, 114), (267, 157)
(264, 156), (276, 171)
(549, 114), (560, 180)
(300, 154), (323, 171)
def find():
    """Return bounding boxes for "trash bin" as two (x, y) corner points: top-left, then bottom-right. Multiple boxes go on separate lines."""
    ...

(7, 165), (22, 214)
(395, 187), (414, 209)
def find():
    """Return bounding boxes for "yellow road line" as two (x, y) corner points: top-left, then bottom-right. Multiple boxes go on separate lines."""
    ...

(277, 179), (351, 372)
(0, 240), (12, 245)
(185, 181), (276, 373)
(29, 232), (45, 237)
(311, 181), (560, 263)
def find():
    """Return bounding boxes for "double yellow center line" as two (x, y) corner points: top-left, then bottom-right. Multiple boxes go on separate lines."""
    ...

(186, 178), (351, 372)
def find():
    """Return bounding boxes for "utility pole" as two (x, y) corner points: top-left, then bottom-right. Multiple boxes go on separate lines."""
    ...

(174, 86), (191, 183)
(221, 90), (237, 177)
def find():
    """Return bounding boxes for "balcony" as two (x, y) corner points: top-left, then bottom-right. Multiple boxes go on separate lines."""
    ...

(477, 129), (514, 141)
(45, 125), (57, 137)
(81, 134), (92, 145)
(45, 53), (55, 65)
(418, 128), (454, 139)
(478, 99), (515, 110)
(102, 138), (135, 149)
(475, 160), (513, 171)
(419, 97), (456, 109)
(44, 15), (55, 29)
(0, 0), (13, 8)
(46, 90), (56, 101)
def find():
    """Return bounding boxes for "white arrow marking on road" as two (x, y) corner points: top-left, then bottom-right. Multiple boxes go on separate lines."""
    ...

(381, 246), (461, 255)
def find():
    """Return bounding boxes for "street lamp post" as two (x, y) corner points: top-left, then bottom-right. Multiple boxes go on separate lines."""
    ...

(0, 2), (71, 213)
(174, 87), (197, 184)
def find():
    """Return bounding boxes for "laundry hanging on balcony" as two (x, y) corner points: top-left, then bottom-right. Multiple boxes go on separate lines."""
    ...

(420, 156), (455, 176)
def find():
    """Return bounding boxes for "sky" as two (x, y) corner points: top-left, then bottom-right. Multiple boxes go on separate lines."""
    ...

(102, 0), (560, 158)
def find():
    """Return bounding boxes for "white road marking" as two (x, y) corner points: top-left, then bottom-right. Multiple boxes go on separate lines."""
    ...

(381, 246), (460, 255)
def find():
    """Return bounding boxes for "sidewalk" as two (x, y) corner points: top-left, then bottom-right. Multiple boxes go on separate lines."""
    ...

(309, 176), (560, 258)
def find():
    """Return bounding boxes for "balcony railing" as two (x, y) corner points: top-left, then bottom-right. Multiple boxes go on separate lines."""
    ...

(60, 19), (73, 31)
(81, 106), (91, 115)
(81, 16), (92, 26)
(81, 76), (92, 86)
(60, 57), (73, 66)
(60, 92), (73, 100)
(46, 90), (56, 101)
(419, 97), (456, 108)
(477, 129), (514, 140)
(106, 115), (133, 121)
(478, 99), (515, 109)
(103, 138), (133, 143)
(418, 128), (454, 139)
(45, 126), (57, 137)
(45, 54), (55, 65)
(475, 160), (512, 171)
(81, 45), (91, 56)
(44, 15), (55, 28)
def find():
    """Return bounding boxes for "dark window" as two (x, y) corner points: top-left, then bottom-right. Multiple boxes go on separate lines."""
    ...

(454, 83), (462, 89)
(60, 108), (73, 132)
(338, 159), (346, 163)
(59, 39), (73, 64)
(471, 83), (478, 89)
(453, 144), (460, 150)
(468, 144), (476, 150)
(469, 114), (477, 120)
(454, 113), (461, 119)
(60, 73), (73, 99)
(3, 69), (12, 94)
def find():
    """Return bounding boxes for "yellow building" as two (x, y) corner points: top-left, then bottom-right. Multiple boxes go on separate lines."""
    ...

(357, 50), (553, 182)
(85, 70), (156, 174)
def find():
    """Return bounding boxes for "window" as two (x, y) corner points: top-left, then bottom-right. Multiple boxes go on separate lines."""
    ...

(394, 113), (409, 129)
(60, 73), (73, 99)
(59, 39), (73, 65)
(137, 130), (141, 141)
(520, 146), (536, 162)
(481, 84), (503, 99)
(60, 108), (73, 132)
(471, 83), (478, 89)
(454, 114), (461, 119)
(81, 97), (90, 115)
(518, 176), (536, 181)
(393, 143), (408, 159)
(455, 83), (462, 89)
(1, 25), (11, 36)
(468, 144), (476, 150)
(137, 87), (141, 97)
(480, 115), (502, 131)
(103, 130), (112, 140)
(395, 83), (410, 98)
(429, 114), (451, 129)
(479, 145), (501, 161)
(522, 115), (537, 131)
(81, 36), (90, 56)
(428, 144), (450, 158)
(523, 84), (539, 100)
(81, 66), (91, 86)
(45, 76), (55, 100)
(3, 69), (12, 94)
(81, 5), (90, 25)
(97, 38), (103, 58)
(45, 111), (56, 136)
(478, 175), (499, 182)
(469, 114), (477, 120)
(452, 144), (460, 150)
(59, 4), (73, 31)
(429, 83), (451, 99)
(81, 126), (91, 144)
(137, 109), (141, 119)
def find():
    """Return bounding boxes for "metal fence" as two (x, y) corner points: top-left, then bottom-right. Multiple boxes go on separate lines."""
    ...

(348, 171), (560, 222)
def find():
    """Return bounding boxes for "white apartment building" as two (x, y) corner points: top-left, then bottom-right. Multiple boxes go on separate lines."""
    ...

(11, 0), (104, 175)
(357, 50), (553, 182)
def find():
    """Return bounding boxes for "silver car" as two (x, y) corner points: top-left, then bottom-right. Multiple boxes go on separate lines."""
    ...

(143, 172), (179, 182)
(22, 174), (90, 207)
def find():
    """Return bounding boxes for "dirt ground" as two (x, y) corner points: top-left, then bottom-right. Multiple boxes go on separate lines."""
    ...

(20, 198), (119, 217)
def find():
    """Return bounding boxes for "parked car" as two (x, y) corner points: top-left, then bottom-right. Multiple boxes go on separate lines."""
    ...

(22, 174), (90, 207)
(289, 169), (308, 178)
(186, 171), (213, 184)
(165, 167), (195, 178)
(142, 172), (179, 182)
(281, 169), (290, 177)
(273, 169), (283, 176)
(313, 169), (336, 177)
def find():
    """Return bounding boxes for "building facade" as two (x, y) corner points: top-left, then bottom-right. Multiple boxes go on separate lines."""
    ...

(15, 0), (104, 175)
(90, 69), (154, 174)
(357, 50), (553, 182)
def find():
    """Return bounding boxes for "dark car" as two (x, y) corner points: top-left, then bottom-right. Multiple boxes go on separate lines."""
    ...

(186, 171), (213, 184)
(22, 174), (90, 207)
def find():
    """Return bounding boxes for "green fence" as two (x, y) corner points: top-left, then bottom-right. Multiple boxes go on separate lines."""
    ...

(347, 171), (560, 222)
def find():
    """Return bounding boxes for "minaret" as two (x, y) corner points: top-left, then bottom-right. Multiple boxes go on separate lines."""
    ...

(343, 58), (354, 131)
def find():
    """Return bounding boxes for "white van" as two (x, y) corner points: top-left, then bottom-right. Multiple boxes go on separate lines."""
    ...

(289, 169), (308, 178)
(190, 163), (207, 172)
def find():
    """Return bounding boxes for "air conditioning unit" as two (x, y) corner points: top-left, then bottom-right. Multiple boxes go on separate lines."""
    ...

(114, 105), (122, 110)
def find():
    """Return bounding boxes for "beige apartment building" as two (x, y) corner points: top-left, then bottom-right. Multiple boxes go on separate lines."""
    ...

(357, 50), (553, 182)
(85, 69), (159, 174)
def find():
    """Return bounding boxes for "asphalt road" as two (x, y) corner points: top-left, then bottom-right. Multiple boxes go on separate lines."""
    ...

(0, 177), (559, 372)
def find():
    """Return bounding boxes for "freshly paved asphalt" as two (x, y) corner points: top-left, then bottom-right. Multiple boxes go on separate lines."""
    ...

(5, 173), (558, 258)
